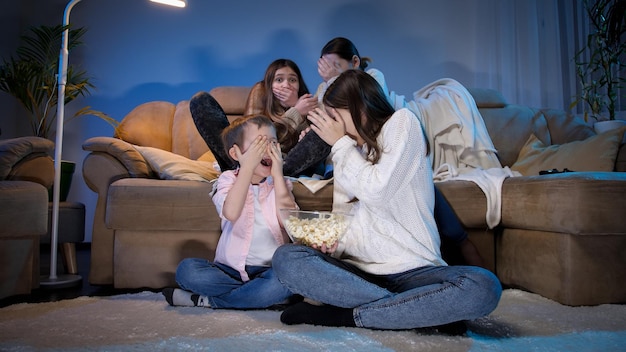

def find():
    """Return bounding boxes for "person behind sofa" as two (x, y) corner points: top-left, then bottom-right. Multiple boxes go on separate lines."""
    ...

(190, 58), (330, 177)
(272, 70), (502, 333)
(317, 36), (485, 267)
(162, 115), (299, 309)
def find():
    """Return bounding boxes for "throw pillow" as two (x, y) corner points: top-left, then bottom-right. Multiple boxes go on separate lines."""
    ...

(134, 146), (219, 182)
(511, 127), (625, 176)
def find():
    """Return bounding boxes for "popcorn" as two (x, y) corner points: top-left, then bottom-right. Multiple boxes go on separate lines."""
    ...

(282, 212), (350, 247)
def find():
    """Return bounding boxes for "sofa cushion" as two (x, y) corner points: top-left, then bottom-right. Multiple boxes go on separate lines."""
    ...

(480, 105), (550, 167)
(171, 100), (211, 160)
(134, 146), (219, 182)
(115, 101), (175, 151)
(500, 172), (626, 234)
(435, 180), (490, 228)
(106, 178), (218, 231)
(209, 86), (251, 121)
(540, 109), (595, 145)
(468, 88), (507, 108)
(511, 127), (625, 176)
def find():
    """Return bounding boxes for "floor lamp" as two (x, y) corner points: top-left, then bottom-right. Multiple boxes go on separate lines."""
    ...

(41, 0), (187, 288)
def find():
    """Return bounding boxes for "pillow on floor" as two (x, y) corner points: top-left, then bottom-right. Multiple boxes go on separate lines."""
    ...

(511, 127), (625, 176)
(134, 146), (219, 182)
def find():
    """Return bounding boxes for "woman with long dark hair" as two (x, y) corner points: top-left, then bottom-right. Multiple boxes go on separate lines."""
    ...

(273, 70), (502, 333)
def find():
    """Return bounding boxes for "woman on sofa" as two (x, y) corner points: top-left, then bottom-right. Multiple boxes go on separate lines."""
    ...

(190, 58), (330, 177)
(272, 69), (502, 333)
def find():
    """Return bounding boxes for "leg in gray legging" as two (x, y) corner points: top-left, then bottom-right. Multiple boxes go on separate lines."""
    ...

(190, 91), (331, 176)
(189, 91), (236, 171)
(283, 131), (331, 177)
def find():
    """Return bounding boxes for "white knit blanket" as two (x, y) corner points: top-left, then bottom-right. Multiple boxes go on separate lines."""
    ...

(407, 78), (519, 228)
(432, 163), (520, 229)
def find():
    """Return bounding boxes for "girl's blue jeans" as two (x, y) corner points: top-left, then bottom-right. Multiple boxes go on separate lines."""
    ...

(273, 244), (502, 329)
(175, 258), (294, 309)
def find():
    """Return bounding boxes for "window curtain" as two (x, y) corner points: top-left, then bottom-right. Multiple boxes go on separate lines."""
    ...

(470, 0), (607, 114)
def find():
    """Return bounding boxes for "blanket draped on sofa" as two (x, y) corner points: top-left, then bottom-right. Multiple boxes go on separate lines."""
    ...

(406, 78), (517, 228)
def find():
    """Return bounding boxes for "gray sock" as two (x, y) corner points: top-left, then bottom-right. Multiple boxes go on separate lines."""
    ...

(162, 288), (210, 308)
(191, 293), (210, 307)
(283, 131), (331, 177)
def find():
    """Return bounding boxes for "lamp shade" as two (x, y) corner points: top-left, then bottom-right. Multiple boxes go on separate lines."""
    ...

(150, 0), (186, 7)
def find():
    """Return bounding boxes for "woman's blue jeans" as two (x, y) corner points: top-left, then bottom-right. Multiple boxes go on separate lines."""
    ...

(175, 258), (294, 309)
(272, 244), (502, 329)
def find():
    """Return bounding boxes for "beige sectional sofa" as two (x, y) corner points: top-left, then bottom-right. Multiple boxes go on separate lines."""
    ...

(82, 86), (626, 306)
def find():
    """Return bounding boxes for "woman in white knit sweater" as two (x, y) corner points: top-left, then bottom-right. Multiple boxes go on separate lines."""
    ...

(316, 36), (486, 267)
(272, 69), (501, 334)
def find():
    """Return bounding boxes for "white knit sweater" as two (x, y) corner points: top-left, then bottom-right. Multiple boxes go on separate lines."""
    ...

(331, 108), (446, 275)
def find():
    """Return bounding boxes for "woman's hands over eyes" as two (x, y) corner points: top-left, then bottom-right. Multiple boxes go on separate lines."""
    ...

(307, 108), (345, 146)
(318, 57), (342, 82)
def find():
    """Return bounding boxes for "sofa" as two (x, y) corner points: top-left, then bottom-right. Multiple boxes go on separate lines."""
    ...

(0, 136), (55, 299)
(82, 86), (626, 306)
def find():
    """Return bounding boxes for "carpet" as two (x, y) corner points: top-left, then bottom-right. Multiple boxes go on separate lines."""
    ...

(0, 289), (624, 351)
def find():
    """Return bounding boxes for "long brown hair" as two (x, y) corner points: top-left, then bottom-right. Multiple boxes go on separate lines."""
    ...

(322, 70), (393, 164)
(260, 58), (310, 151)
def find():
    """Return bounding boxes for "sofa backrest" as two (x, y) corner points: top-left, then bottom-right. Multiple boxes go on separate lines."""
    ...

(115, 86), (251, 160)
(209, 86), (251, 123)
(115, 86), (599, 167)
(469, 88), (595, 167)
(115, 101), (177, 152)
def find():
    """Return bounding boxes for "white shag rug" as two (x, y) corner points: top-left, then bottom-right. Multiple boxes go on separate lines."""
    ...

(0, 289), (625, 351)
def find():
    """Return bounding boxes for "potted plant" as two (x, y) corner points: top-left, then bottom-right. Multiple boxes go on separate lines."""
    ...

(0, 24), (119, 200)
(571, 0), (626, 133)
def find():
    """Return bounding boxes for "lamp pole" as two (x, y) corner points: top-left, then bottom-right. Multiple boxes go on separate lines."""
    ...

(40, 0), (83, 287)
(41, 0), (186, 288)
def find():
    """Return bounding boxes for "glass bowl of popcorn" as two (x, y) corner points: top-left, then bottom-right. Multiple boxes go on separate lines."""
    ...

(280, 209), (352, 248)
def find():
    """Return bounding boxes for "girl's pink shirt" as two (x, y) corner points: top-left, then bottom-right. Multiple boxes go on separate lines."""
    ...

(212, 169), (292, 281)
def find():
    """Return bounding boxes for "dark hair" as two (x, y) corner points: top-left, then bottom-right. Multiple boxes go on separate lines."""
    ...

(221, 115), (276, 162)
(320, 37), (371, 71)
(260, 58), (310, 150)
(322, 70), (394, 164)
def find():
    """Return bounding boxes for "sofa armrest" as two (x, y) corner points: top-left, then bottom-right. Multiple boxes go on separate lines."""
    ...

(82, 137), (152, 177)
(0, 136), (54, 188)
(82, 137), (157, 285)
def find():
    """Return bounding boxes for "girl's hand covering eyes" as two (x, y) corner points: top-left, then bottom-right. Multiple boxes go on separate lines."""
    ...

(267, 140), (284, 178)
(234, 135), (267, 170)
(307, 107), (345, 146)
(317, 57), (342, 82)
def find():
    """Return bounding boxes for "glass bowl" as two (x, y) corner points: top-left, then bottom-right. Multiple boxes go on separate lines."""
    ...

(280, 209), (352, 248)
